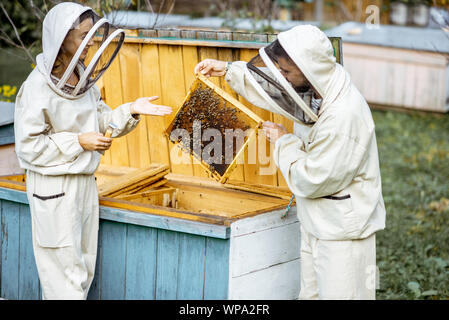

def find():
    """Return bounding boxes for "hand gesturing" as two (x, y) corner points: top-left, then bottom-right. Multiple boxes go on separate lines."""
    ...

(130, 96), (172, 116)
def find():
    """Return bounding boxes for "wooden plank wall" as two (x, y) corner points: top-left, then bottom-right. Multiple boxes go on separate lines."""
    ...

(89, 220), (231, 300)
(0, 197), (230, 300)
(98, 33), (291, 187)
(342, 43), (449, 112)
(228, 208), (301, 299)
(0, 144), (25, 177)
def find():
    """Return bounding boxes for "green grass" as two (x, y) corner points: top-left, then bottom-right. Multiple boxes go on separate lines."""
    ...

(373, 109), (449, 300)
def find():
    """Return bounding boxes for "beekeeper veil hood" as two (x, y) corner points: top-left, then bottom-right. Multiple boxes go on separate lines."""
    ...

(246, 25), (340, 124)
(36, 2), (125, 99)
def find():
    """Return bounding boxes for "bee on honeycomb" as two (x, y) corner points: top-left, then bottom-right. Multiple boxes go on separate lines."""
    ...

(169, 84), (250, 176)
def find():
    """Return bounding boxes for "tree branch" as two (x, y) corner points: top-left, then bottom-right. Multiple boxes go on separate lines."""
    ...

(152, 0), (166, 29)
(28, 0), (45, 22)
(0, 47), (31, 61)
(337, 0), (353, 21)
(0, 2), (36, 64)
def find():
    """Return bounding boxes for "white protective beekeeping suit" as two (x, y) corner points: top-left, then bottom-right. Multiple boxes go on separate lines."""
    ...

(225, 25), (386, 299)
(14, 2), (140, 299)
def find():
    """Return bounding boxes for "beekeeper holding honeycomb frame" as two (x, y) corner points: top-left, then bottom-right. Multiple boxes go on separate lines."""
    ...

(14, 2), (171, 299)
(195, 25), (386, 300)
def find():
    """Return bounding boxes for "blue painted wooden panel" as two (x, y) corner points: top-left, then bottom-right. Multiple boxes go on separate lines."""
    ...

(1, 192), (231, 300)
(177, 233), (206, 299)
(18, 203), (40, 300)
(0, 187), (28, 205)
(87, 221), (102, 300)
(1, 200), (20, 299)
(0, 200), (1, 295)
(156, 229), (180, 299)
(100, 205), (229, 239)
(124, 224), (157, 299)
(0, 200), (40, 300)
(203, 237), (230, 299)
(100, 220), (127, 300)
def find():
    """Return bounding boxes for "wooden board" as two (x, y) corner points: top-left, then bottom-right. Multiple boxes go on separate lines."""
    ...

(0, 178), (26, 192)
(98, 163), (169, 197)
(159, 44), (194, 176)
(103, 47), (130, 167)
(169, 182), (286, 218)
(224, 180), (292, 200)
(342, 42), (449, 112)
(95, 164), (139, 187)
(237, 48), (279, 187)
(182, 46), (210, 178)
(120, 43), (151, 168)
(116, 186), (174, 201)
(0, 200), (40, 299)
(228, 258), (300, 299)
(140, 44), (171, 165)
(0, 145), (25, 177)
(228, 208), (301, 299)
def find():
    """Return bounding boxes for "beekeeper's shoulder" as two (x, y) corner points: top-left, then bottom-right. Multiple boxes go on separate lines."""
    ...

(17, 68), (54, 112)
(23, 68), (54, 98)
(90, 83), (102, 101)
(322, 93), (374, 146)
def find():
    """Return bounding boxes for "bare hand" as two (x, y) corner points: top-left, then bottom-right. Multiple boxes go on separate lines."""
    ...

(130, 96), (173, 116)
(78, 132), (112, 151)
(194, 59), (227, 77)
(262, 121), (288, 144)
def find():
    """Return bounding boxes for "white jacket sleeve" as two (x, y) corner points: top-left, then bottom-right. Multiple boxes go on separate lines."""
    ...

(96, 100), (140, 138)
(273, 115), (368, 199)
(14, 86), (84, 167)
(94, 86), (140, 138)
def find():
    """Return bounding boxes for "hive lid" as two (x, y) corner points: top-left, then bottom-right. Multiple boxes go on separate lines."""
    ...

(166, 74), (264, 183)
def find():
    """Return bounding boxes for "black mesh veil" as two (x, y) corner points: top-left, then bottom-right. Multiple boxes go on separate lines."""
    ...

(52, 10), (125, 98)
(246, 40), (320, 124)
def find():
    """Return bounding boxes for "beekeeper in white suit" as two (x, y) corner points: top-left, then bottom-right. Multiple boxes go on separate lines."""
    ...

(195, 25), (386, 300)
(14, 2), (172, 300)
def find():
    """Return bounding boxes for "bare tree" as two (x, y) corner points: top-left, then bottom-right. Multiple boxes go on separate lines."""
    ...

(210, 0), (279, 32)
(251, 0), (279, 24)
(143, 0), (176, 29)
(0, 0), (65, 64)
(0, 0), (176, 66)
(0, 2), (37, 64)
(91, 0), (176, 30)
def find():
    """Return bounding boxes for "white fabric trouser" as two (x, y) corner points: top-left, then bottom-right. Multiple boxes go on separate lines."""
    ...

(299, 226), (377, 300)
(26, 170), (99, 300)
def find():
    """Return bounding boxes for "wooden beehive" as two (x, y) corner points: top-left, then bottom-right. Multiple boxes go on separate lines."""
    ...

(0, 169), (297, 300)
(165, 73), (264, 184)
